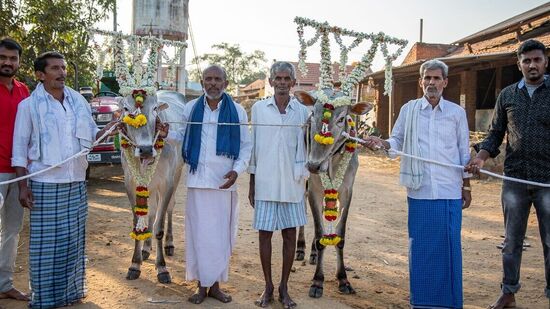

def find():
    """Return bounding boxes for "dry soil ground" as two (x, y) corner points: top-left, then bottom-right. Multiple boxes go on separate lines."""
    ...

(1, 153), (548, 309)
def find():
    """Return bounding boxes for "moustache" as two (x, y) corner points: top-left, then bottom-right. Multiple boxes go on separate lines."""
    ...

(0, 65), (14, 70)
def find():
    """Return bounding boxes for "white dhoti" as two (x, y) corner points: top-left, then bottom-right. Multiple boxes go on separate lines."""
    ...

(185, 188), (239, 287)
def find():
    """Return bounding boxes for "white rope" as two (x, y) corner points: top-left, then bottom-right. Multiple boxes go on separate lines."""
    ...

(0, 124), (120, 207)
(343, 132), (550, 188)
(165, 121), (308, 127)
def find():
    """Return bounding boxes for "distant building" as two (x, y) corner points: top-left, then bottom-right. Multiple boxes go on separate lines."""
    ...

(364, 2), (550, 137)
(235, 61), (371, 103)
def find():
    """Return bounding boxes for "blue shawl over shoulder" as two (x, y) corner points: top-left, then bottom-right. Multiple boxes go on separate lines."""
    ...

(183, 93), (240, 173)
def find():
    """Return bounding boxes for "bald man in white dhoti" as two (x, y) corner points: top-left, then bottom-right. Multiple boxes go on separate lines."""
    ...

(168, 65), (252, 304)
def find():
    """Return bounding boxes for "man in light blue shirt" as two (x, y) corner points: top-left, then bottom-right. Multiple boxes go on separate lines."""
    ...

(248, 62), (309, 309)
(363, 59), (472, 309)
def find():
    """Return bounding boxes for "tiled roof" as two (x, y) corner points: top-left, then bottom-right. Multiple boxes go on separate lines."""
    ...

(454, 2), (550, 44)
(288, 61), (366, 88)
(240, 79), (264, 91)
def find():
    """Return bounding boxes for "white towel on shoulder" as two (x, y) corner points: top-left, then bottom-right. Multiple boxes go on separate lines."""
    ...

(399, 99), (423, 190)
(28, 83), (96, 166)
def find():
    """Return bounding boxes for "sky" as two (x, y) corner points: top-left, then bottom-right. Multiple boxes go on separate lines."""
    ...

(97, 0), (549, 73)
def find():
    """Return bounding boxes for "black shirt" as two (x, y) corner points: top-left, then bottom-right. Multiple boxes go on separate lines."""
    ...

(475, 77), (550, 183)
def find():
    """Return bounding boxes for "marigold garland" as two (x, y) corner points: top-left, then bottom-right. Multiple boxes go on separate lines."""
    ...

(154, 139), (165, 149)
(123, 114), (147, 128)
(314, 102), (335, 145)
(319, 115), (358, 246)
(320, 234), (342, 246)
(120, 137), (130, 148)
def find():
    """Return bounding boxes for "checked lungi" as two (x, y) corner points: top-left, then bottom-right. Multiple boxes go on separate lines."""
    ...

(253, 200), (307, 231)
(408, 198), (463, 309)
(29, 181), (88, 309)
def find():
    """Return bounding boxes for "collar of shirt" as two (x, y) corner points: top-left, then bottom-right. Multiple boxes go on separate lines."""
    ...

(518, 74), (549, 89)
(0, 79), (27, 93)
(203, 95), (224, 111)
(419, 96), (447, 112)
(35, 83), (70, 104)
(267, 96), (297, 112)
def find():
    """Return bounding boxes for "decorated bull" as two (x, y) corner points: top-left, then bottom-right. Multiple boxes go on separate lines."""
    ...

(88, 29), (188, 283)
(292, 16), (407, 297)
(118, 89), (185, 283)
(295, 89), (371, 297)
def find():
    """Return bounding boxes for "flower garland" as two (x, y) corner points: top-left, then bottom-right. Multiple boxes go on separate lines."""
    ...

(161, 47), (183, 87)
(88, 29), (182, 241)
(319, 115), (357, 246)
(122, 89), (150, 128)
(88, 28), (187, 97)
(296, 22), (322, 77)
(120, 135), (165, 241)
(312, 90), (353, 145)
(294, 17), (408, 96)
(123, 145), (163, 240)
(314, 102), (335, 145)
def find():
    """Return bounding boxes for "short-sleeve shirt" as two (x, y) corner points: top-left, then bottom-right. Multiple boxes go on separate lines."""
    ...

(0, 79), (29, 173)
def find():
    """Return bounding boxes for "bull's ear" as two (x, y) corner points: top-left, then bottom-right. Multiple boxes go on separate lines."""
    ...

(294, 90), (315, 106)
(350, 102), (373, 115)
(156, 102), (169, 112)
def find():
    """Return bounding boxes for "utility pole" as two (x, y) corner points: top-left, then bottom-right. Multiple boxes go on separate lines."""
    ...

(113, 0), (117, 32)
(419, 19), (423, 43)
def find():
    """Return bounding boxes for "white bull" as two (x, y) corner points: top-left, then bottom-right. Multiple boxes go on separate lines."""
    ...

(119, 90), (185, 284)
(295, 89), (372, 298)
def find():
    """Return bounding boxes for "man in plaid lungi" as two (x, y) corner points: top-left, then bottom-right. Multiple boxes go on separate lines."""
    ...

(12, 52), (117, 309)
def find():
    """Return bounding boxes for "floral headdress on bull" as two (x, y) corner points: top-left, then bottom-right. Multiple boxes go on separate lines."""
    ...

(89, 29), (186, 240)
(294, 17), (407, 245)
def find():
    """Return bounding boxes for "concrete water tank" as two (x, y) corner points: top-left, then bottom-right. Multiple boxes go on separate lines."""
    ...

(132, 0), (189, 41)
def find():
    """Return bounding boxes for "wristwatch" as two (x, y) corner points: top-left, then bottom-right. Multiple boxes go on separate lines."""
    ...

(462, 186), (472, 191)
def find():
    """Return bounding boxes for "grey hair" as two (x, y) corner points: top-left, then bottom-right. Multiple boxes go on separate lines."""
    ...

(202, 64), (227, 80)
(270, 61), (296, 80)
(419, 59), (448, 79)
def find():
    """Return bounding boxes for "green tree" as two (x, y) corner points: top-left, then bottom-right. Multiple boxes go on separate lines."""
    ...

(1, 0), (115, 90)
(190, 42), (266, 93)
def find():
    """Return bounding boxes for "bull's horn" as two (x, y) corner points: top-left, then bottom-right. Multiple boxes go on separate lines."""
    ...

(294, 90), (315, 106)
(350, 102), (374, 115)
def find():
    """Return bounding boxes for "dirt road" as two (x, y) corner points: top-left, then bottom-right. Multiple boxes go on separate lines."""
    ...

(1, 153), (548, 308)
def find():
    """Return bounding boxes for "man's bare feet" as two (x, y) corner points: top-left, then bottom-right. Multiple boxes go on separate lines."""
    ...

(188, 287), (207, 305)
(278, 286), (297, 309)
(0, 288), (29, 301)
(488, 293), (516, 309)
(208, 282), (232, 303)
(254, 286), (274, 307)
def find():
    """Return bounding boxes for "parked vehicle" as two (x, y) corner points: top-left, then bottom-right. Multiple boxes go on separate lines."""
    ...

(87, 91), (122, 166)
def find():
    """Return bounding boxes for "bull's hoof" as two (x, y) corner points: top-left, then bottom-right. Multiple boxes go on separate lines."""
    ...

(308, 284), (323, 298)
(164, 245), (175, 256)
(338, 282), (356, 294)
(295, 250), (305, 261)
(141, 250), (150, 260)
(309, 254), (317, 265)
(126, 268), (141, 280)
(157, 272), (172, 284)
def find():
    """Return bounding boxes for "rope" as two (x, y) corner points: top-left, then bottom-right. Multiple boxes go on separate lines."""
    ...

(165, 121), (308, 127)
(343, 133), (550, 188)
(0, 124), (120, 207)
